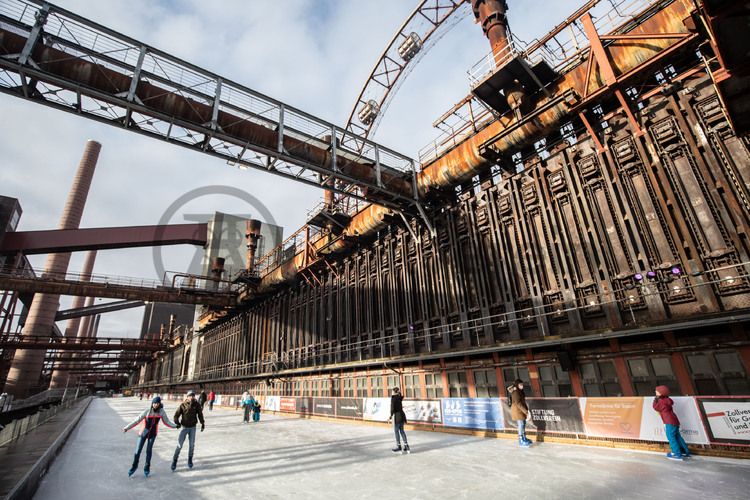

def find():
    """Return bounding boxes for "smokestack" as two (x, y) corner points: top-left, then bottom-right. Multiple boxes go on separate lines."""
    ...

(245, 220), (262, 273)
(4, 140), (101, 398)
(471, 0), (510, 56)
(49, 250), (98, 388)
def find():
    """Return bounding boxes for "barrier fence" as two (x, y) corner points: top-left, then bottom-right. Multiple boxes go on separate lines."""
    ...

(158, 393), (750, 448)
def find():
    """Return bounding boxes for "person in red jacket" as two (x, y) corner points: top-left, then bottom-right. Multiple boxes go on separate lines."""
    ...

(653, 385), (690, 461)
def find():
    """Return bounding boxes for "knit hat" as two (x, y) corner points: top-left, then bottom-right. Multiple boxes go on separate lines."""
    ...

(151, 396), (161, 404)
(655, 385), (670, 396)
(186, 390), (196, 397)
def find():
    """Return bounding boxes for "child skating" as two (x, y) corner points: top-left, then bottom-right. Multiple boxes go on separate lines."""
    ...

(653, 385), (691, 461)
(252, 399), (262, 422)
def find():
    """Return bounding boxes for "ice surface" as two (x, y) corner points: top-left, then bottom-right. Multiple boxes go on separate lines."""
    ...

(33, 398), (750, 499)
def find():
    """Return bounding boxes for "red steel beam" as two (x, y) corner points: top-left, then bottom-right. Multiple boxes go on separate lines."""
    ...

(0, 223), (207, 255)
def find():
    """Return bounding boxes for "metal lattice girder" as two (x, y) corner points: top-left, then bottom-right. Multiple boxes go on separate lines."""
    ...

(343, 0), (470, 152)
(55, 299), (144, 321)
(1, 334), (167, 351)
(0, 0), (420, 212)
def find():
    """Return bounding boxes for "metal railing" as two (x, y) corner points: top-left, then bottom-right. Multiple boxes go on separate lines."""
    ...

(0, 391), (88, 447)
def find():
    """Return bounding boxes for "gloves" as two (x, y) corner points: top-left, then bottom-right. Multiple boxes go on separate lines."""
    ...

(176, 423), (181, 429)
(201, 424), (205, 432)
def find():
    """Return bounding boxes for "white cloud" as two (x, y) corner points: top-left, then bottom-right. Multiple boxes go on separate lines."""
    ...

(1, 0), (581, 337)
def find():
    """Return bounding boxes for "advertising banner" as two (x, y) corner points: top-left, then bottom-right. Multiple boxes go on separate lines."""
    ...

(501, 398), (584, 433)
(363, 398), (391, 422)
(280, 397), (296, 413)
(296, 397), (313, 414)
(336, 398), (364, 419)
(403, 399), (442, 424)
(442, 398), (504, 430)
(312, 397), (336, 416)
(580, 397), (644, 439)
(696, 398), (750, 445)
(639, 397), (709, 444)
(264, 395), (280, 412)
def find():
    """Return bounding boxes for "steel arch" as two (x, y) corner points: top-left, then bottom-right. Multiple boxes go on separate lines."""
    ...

(341, 0), (471, 153)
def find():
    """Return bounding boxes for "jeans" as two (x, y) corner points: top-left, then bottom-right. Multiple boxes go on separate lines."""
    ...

(172, 426), (196, 464)
(243, 405), (252, 422)
(517, 419), (528, 442)
(209, 400), (214, 411)
(665, 424), (690, 456)
(131, 433), (156, 472)
(393, 421), (408, 446)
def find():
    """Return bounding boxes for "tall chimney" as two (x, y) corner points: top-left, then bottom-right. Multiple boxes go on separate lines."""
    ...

(245, 220), (262, 273)
(49, 250), (98, 388)
(471, 0), (510, 56)
(4, 140), (101, 398)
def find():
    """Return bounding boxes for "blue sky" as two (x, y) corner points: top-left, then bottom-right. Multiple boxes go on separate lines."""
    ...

(0, 0), (582, 337)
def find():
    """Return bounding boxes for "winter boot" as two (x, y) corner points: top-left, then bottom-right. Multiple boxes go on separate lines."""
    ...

(403, 444), (411, 454)
(188, 459), (194, 469)
(392, 445), (402, 453)
(170, 460), (177, 472)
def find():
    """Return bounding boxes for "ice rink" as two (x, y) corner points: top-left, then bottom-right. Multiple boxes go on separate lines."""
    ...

(33, 397), (750, 499)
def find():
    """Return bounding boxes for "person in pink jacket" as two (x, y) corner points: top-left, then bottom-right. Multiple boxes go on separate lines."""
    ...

(123, 396), (177, 476)
(653, 385), (691, 461)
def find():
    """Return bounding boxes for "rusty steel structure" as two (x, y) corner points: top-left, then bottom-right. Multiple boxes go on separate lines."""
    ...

(129, 0), (750, 399)
(1, 0), (749, 411)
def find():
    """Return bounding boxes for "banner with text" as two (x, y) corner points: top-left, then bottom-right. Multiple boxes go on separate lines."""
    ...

(336, 398), (364, 419)
(280, 397), (296, 413)
(639, 397), (708, 444)
(296, 397), (313, 414)
(442, 398), (504, 430)
(580, 397), (644, 439)
(501, 398), (584, 433)
(696, 398), (750, 445)
(313, 397), (336, 416)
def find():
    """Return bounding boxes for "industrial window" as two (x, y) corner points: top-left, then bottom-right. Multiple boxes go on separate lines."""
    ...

(627, 357), (679, 396)
(579, 360), (621, 397)
(293, 381), (301, 397)
(356, 377), (368, 398)
(403, 374), (420, 398)
(320, 379), (330, 397)
(342, 378), (354, 398)
(302, 380), (310, 397)
(331, 378), (340, 397)
(502, 367), (534, 396)
(473, 369), (498, 398)
(424, 372), (444, 398)
(687, 350), (750, 395)
(447, 371), (469, 398)
(371, 376), (384, 397)
(538, 364), (572, 397)
(311, 380), (320, 398)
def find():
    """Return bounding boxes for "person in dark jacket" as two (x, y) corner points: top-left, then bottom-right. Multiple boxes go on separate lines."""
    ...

(171, 390), (206, 470)
(252, 399), (262, 422)
(198, 390), (208, 409)
(123, 396), (176, 477)
(653, 385), (690, 460)
(388, 387), (410, 454)
(508, 379), (532, 447)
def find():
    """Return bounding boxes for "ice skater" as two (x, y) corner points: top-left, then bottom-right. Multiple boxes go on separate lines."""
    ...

(252, 399), (262, 422)
(171, 390), (205, 471)
(653, 385), (691, 460)
(123, 396), (177, 477)
(508, 379), (532, 447)
(242, 392), (255, 423)
(199, 389), (208, 410)
(208, 390), (216, 411)
(388, 387), (410, 454)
